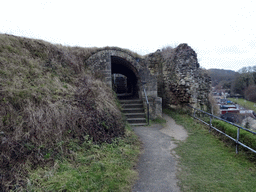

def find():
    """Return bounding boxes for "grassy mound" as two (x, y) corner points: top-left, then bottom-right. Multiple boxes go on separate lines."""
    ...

(0, 34), (125, 190)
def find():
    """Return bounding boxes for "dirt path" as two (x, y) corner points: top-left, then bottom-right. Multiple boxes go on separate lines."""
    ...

(132, 114), (188, 192)
(160, 114), (188, 149)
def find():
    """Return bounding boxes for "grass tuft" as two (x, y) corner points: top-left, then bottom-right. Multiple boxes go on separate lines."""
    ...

(27, 125), (140, 192)
(149, 116), (167, 125)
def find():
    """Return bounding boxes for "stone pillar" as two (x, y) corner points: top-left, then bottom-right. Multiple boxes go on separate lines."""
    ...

(143, 96), (162, 119)
(155, 97), (162, 118)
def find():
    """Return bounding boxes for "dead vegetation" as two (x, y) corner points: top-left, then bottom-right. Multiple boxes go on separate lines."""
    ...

(208, 92), (220, 115)
(0, 34), (125, 191)
(161, 46), (175, 60)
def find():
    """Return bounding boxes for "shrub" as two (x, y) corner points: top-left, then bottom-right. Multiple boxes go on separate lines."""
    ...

(245, 85), (256, 102)
(212, 120), (256, 154)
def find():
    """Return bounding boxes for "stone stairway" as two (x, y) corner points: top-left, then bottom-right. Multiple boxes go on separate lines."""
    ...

(119, 99), (147, 126)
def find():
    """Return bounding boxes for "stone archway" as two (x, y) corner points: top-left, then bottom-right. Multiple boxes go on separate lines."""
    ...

(85, 48), (162, 119)
(111, 56), (140, 99)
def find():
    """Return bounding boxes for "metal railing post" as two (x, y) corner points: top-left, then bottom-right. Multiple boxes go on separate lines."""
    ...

(142, 81), (149, 125)
(236, 127), (240, 154)
(209, 115), (212, 132)
(147, 102), (149, 125)
(186, 104), (256, 155)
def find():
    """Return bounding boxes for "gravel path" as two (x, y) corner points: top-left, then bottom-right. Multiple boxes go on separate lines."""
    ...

(132, 114), (187, 192)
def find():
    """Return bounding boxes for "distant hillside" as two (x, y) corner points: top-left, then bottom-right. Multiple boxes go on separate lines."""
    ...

(208, 68), (238, 87)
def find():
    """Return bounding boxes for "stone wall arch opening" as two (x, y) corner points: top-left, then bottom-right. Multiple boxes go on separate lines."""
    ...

(111, 56), (140, 100)
(85, 49), (162, 119)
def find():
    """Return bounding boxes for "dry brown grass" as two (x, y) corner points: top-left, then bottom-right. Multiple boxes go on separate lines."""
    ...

(0, 34), (124, 191)
(208, 93), (220, 115)
(161, 46), (175, 60)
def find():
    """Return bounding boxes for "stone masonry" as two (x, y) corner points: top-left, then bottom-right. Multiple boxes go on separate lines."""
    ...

(86, 49), (162, 119)
(145, 44), (211, 110)
(85, 44), (211, 119)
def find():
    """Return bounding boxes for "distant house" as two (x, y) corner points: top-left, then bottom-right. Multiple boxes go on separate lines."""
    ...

(228, 94), (244, 99)
(220, 99), (227, 104)
(220, 109), (240, 115)
(216, 89), (226, 96)
(240, 110), (254, 115)
(220, 105), (239, 114)
(220, 105), (236, 109)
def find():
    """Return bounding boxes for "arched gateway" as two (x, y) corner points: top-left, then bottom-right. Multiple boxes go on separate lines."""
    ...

(86, 49), (162, 120)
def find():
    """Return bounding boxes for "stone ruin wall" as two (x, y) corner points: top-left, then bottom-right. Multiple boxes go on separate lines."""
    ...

(144, 43), (211, 110)
(85, 45), (211, 118)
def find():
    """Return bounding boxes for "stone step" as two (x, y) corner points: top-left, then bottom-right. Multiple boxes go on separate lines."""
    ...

(122, 108), (145, 114)
(119, 100), (143, 104)
(119, 99), (147, 126)
(116, 93), (133, 97)
(124, 113), (146, 118)
(122, 104), (144, 109)
(129, 123), (148, 126)
(127, 118), (147, 124)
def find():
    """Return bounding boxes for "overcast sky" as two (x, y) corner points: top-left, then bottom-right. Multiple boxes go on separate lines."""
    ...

(1, 0), (256, 71)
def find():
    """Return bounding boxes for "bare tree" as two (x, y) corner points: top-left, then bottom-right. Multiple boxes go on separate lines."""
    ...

(244, 85), (256, 102)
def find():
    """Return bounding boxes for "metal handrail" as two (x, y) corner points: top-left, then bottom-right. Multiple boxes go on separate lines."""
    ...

(142, 83), (149, 125)
(187, 104), (256, 154)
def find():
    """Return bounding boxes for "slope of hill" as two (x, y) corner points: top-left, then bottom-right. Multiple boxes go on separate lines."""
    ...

(208, 68), (238, 88)
(0, 34), (126, 190)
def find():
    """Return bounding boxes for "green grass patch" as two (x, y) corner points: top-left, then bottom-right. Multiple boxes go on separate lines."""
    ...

(149, 116), (167, 125)
(5, 45), (20, 54)
(229, 98), (256, 111)
(0, 69), (8, 76)
(164, 108), (256, 191)
(27, 125), (140, 192)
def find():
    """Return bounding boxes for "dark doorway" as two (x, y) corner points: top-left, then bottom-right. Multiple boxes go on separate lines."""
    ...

(112, 74), (128, 94)
(111, 56), (139, 100)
